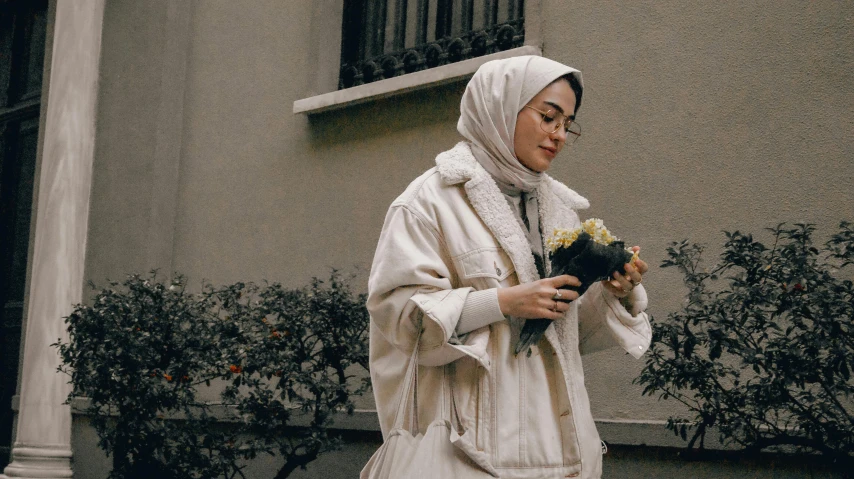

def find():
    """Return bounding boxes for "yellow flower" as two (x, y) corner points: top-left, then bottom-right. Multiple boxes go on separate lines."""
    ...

(629, 248), (640, 264)
(547, 219), (619, 253)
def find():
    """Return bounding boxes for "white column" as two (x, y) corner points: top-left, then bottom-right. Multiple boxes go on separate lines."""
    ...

(1, 1), (106, 478)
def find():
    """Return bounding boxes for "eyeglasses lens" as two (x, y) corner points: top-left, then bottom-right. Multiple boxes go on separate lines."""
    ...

(538, 110), (581, 144)
(538, 110), (562, 134)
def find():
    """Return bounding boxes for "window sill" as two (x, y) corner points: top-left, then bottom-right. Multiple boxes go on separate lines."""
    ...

(293, 45), (542, 115)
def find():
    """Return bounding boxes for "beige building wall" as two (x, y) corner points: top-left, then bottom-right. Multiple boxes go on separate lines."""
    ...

(71, 0), (852, 476)
(547, 0), (853, 421)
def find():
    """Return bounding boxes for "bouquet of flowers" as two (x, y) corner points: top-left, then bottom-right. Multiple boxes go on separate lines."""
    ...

(515, 218), (640, 356)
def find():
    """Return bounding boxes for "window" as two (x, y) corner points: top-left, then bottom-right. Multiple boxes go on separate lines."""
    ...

(339, 0), (525, 89)
(293, 0), (540, 114)
(0, 0), (47, 468)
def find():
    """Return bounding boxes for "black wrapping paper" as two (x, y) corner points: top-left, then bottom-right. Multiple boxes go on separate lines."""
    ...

(514, 231), (635, 356)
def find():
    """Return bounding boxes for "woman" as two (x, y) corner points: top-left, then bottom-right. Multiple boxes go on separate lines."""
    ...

(366, 55), (650, 479)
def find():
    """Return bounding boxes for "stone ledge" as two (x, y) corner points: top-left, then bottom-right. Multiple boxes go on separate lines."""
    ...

(595, 418), (730, 450)
(58, 396), (731, 450)
(292, 45), (542, 115)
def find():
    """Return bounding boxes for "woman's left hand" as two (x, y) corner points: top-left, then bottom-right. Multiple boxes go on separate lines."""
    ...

(602, 246), (648, 299)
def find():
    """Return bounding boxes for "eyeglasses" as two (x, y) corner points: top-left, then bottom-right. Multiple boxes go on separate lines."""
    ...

(524, 105), (582, 144)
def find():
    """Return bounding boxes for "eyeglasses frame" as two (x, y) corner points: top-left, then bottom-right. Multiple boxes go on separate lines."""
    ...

(524, 105), (581, 142)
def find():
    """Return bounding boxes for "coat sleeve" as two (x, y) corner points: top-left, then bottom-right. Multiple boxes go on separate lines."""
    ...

(367, 204), (487, 367)
(574, 281), (651, 358)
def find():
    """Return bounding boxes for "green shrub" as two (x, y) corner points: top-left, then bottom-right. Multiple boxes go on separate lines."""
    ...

(55, 270), (369, 479)
(636, 222), (854, 464)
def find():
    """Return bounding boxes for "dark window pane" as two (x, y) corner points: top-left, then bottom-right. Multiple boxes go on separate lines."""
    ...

(340, 0), (365, 66)
(508, 0), (523, 20)
(340, 0), (525, 89)
(435, 0), (452, 39)
(415, 0), (428, 45)
(386, 0), (407, 53)
(0, 2), (45, 470)
(6, 0), (47, 105)
(18, 5), (46, 101)
(0, 302), (22, 466)
(0, 12), (14, 107)
(5, 117), (37, 302)
(485, 0), (498, 27)
(364, 0), (386, 59)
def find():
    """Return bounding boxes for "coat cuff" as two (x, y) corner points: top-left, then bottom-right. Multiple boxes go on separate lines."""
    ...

(600, 284), (651, 359)
(408, 288), (492, 367)
(456, 288), (506, 334)
(618, 283), (649, 317)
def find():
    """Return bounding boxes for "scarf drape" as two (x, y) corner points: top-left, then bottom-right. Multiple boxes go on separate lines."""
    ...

(457, 56), (583, 271)
(457, 55), (582, 193)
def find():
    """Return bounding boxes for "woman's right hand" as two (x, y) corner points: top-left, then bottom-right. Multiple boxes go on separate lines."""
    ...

(496, 275), (581, 320)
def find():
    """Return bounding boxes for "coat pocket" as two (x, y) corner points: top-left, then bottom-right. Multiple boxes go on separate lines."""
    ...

(450, 354), (491, 461)
(455, 248), (516, 282)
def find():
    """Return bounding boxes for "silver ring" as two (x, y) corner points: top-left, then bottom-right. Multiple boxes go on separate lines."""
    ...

(553, 290), (562, 300)
(622, 288), (630, 294)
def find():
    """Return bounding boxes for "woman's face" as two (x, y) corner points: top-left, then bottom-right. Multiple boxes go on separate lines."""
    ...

(513, 79), (577, 173)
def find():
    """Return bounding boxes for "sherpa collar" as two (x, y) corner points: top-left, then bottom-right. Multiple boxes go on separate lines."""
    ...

(436, 142), (589, 209)
(435, 141), (590, 286)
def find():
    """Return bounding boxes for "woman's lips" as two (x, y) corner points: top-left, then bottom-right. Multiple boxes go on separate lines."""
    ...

(540, 146), (557, 157)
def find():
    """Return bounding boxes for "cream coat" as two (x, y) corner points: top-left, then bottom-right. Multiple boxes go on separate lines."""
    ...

(367, 142), (651, 479)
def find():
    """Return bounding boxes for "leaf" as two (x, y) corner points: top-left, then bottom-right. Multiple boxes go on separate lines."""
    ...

(709, 343), (722, 360)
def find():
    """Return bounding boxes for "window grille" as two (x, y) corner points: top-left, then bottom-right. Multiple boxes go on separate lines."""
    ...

(339, 0), (525, 89)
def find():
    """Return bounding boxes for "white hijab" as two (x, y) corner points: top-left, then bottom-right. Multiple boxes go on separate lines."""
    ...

(457, 55), (582, 192)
